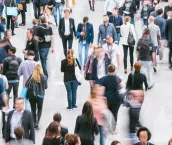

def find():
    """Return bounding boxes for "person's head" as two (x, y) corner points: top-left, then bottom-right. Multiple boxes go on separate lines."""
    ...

(153, 0), (158, 6)
(64, 8), (71, 18)
(142, 28), (150, 37)
(27, 51), (35, 60)
(167, 11), (172, 19)
(27, 28), (34, 39)
(168, 138), (172, 145)
(15, 98), (25, 112)
(82, 101), (94, 124)
(137, 127), (151, 143)
(45, 8), (51, 15)
(45, 122), (60, 138)
(124, 16), (131, 24)
(113, 8), (119, 16)
(65, 134), (81, 145)
(148, 16), (155, 24)
(93, 45), (101, 55)
(53, 112), (62, 123)
(169, 0), (172, 7)
(134, 61), (142, 72)
(106, 36), (113, 45)
(103, 14), (109, 24)
(108, 64), (116, 73)
(83, 16), (89, 24)
(96, 47), (105, 58)
(4, 30), (12, 39)
(32, 18), (38, 26)
(155, 5), (161, 11)
(40, 16), (47, 24)
(111, 140), (121, 145)
(157, 8), (163, 16)
(32, 64), (44, 83)
(14, 127), (24, 140)
(67, 49), (74, 66)
(144, 0), (151, 6)
(91, 84), (104, 98)
(8, 47), (16, 55)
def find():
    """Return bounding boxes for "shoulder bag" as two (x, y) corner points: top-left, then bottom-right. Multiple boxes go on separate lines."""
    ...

(127, 24), (135, 46)
(74, 59), (82, 84)
(6, 0), (18, 16)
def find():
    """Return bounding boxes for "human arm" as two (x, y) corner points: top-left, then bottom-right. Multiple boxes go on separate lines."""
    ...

(74, 116), (80, 134)
(61, 60), (65, 72)
(17, 63), (23, 77)
(113, 26), (118, 43)
(3, 76), (8, 90)
(73, 19), (77, 38)
(126, 74), (132, 89)
(76, 58), (81, 70)
(44, 76), (48, 89)
(143, 75), (148, 91)
(163, 6), (167, 19)
(2, 59), (8, 75)
(93, 118), (99, 135)
(165, 21), (168, 40)
(50, 27), (54, 53)
(76, 23), (82, 39)
(157, 27), (161, 40)
(97, 26), (101, 45)
(90, 24), (94, 48)
(33, 40), (39, 61)
(131, 24), (137, 42)
(58, 19), (62, 38)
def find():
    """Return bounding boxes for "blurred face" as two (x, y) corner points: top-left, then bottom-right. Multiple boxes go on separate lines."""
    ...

(103, 16), (109, 23)
(169, 0), (172, 7)
(106, 37), (113, 44)
(139, 131), (148, 144)
(15, 99), (24, 112)
(169, 141), (172, 145)
(94, 86), (104, 96)
(113, 9), (118, 15)
(116, 143), (121, 145)
(27, 30), (32, 38)
(96, 48), (104, 58)
(154, 0), (158, 5)
(64, 11), (70, 18)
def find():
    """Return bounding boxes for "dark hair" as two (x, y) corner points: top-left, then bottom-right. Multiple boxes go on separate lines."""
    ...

(14, 127), (24, 139)
(40, 16), (47, 24)
(168, 138), (172, 145)
(134, 61), (141, 72)
(83, 16), (89, 23)
(142, 28), (150, 37)
(67, 49), (74, 66)
(27, 28), (34, 35)
(53, 112), (62, 122)
(9, 47), (16, 54)
(111, 140), (120, 145)
(82, 101), (94, 125)
(27, 51), (35, 56)
(157, 8), (163, 15)
(137, 127), (151, 141)
(108, 64), (115, 73)
(45, 122), (60, 138)
(103, 14), (108, 17)
(65, 134), (80, 145)
(113, 7), (119, 12)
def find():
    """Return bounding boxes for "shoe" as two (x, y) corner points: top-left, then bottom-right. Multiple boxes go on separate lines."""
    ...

(15, 26), (19, 28)
(153, 67), (157, 73)
(124, 69), (127, 74)
(66, 106), (72, 110)
(12, 33), (15, 36)
(19, 23), (25, 26)
(55, 22), (58, 27)
(169, 65), (172, 70)
(34, 123), (39, 130)
(131, 66), (133, 71)
(73, 105), (77, 108)
(90, 7), (92, 10)
(92, 8), (95, 11)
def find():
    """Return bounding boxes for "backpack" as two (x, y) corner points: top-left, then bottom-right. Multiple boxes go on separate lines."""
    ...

(39, 25), (52, 43)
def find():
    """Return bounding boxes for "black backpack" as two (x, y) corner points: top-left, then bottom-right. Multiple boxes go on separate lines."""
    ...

(38, 25), (52, 43)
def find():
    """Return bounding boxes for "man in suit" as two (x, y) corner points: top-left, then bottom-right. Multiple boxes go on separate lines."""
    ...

(76, 16), (94, 69)
(5, 98), (35, 144)
(165, 11), (172, 69)
(164, 0), (172, 19)
(59, 8), (77, 57)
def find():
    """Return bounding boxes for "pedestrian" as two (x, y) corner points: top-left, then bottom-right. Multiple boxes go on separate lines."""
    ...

(88, 0), (95, 11)
(98, 14), (117, 46)
(5, 98), (35, 144)
(4, 0), (16, 35)
(102, 36), (120, 70)
(134, 127), (154, 145)
(168, 138), (172, 145)
(111, 140), (121, 145)
(24, 28), (39, 62)
(164, 0), (172, 19)
(165, 11), (172, 69)
(43, 120), (62, 145)
(104, 0), (118, 16)
(32, 18), (38, 33)
(34, 16), (54, 78)
(74, 101), (99, 145)
(109, 8), (123, 44)
(76, 16), (94, 70)
(33, 0), (40, 19)
(97, 64), (121, 122)
(2, 47), (22, 108)
(149, 5), (161, 17)
(28, 64), (47, 130)
(19, 0), (27, 26)
(89, 84), (108, 145)
(136, 28), (154, 89)
(0, 0), (4, 17)
(46, 112), (68, 138)
(43, 8), (53, 25)
(9, 127), (34, 145)
(61, 49), (80, 109)
(65, 134), (81, 145)
(122, 0), (136, 25)
(59, 8), (77, 57)
(120, 16), (136, 74)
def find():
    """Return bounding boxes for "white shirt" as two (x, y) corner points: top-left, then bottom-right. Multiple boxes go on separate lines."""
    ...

(64, 18), (70, 35)
(55, 0), (61, 2)
(104, 0), (117, 13)
(97, 58), (106, 79)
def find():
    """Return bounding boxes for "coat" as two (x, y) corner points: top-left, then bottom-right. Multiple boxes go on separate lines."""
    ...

(165, 18), (172, 42)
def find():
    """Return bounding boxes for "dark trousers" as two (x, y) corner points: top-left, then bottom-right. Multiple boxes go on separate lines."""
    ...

(20, 10), (26, 24)
(168, 42), (172, 65)
(7, 82), (19, 107)
(33, 4), (40, 19)
(81, 139), (94, 145)
(6, 16), (14, 33)
(108, 102), (121, 122)
(29, 97), (44, 125)
(107, 11), (112, 17)
(61, 35), (73, 57)
(123, 45), (134, 69)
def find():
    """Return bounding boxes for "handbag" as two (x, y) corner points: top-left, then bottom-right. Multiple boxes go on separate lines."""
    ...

(127, 24), (135, 46)
(17, 4), (23, 11)
(6, 0), (18, 16)
(74, 59), (82, 84)
(20, 87), (28, 99)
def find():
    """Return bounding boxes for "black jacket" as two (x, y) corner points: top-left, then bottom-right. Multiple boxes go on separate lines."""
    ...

(165, 18), (172, 42)
(5, 110), (35, 143)
(122, 0), (136, 18)
(141, 5), (153, 19)
(74, 115), (99, 141)
(58, 18), (76, 39)
(2, 55), (22, 80)
(164, 6), (172, 19)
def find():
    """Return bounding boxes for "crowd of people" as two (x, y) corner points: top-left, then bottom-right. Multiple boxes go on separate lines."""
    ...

(0, 0), (171, 144)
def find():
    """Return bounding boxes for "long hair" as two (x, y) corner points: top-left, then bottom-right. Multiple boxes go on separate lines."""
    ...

(90, 84), (101, 99)
(65, 134), (80, 145)
(67, 49), (74, 66)
(124, 16), (131, 25)
(32, 64), (44, 83)
(82, 101), (94, 125)
(45, 122), (60, 138)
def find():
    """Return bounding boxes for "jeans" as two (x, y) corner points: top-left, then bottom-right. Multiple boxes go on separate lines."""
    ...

(6, 16), (15, 33)
(55, 2), (62, 23)
(33, 4), (40, 19)
(64, 80), (78, 108)
(108, 102), (121, 122)
(117, 33), (120, 45)
(78, 42), (89, 67)
(123, 45), (134, 69)
(7, 82), (19, 108)
(0, 3), (4, 16)
(168, 42), (172, 65)
(29, 97), (44, 125)
(39, 48), (50, 78)
(153, 46), (157, 65)
(98, 125), (106, 145)
(130, 17), (134, 25)
(140, 61), (153, 88)
(143, 19), (147, 26)
(62, 35), (73, 57)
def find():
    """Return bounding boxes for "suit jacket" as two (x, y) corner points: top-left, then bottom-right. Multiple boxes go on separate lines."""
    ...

(165, 18), (172, 42)
(5, 110), (35, 143)
(134, 142), (154, 145)
(58, 18), (76, 39)
(76, 22), (94, 44)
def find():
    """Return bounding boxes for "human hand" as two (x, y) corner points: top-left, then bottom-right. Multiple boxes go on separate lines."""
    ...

(89, 43), (92, 48)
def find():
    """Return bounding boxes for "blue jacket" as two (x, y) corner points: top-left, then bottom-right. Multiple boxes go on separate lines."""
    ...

(109, 15), (123, 33)
(76, 22), (94, 44)
(155, 16), (166, 39)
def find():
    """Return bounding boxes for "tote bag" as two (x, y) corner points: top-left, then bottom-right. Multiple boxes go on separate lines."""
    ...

(74, 59), (82, 84)
(127, 24), (135, 46)
(6, 0), (18, 16)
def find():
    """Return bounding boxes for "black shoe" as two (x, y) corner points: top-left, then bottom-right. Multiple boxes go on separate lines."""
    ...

(153, 67), (157, 73)
(66, 106), (72, 110)
(12, 33), (15, 36)
(92, 8), (95, 11)
(56, 22), (58, 27)
(73, 105), (77, 108)
(34, 123), (39, 130)
(90, 7), (92, 10)
(169, 65), (172, 70)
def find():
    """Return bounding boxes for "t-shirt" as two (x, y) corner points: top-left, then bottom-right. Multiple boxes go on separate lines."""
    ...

(148, 24), (160, 47)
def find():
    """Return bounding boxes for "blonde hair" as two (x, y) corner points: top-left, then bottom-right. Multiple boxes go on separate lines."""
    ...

(90, 84), (101, 99)
(32, 64), (44, 83)
(124, 16), (131, 25)
(32, 18), (38, 25)
(67, 49), (74, 66)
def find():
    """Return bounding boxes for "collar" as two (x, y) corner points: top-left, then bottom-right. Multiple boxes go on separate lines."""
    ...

(14, 109), (24, 115)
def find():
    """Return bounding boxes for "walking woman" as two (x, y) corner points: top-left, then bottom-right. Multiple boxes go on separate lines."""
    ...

(88, 0), (95, 11)
(61, 49), (81, 110)
(29, 64), (48, 129)
(89, 84), (108, 145)
(120, 16), (136, 74)
(75, 101), (99, 145)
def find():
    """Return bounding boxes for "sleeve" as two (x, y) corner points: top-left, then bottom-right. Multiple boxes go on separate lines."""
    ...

(165, 21), (168, 40)
(93, 118), (99, 135)
(132, 24), (137, 42)
(58, 19), (62, 37)
(137, 39), (141, 51)
(17, 63), (23, 77)
(126, 74), (132, 89)
(74, 116), (80, 134)
(33, 40), (39, 61)
(157, 26), (161, 36)
(28, 112), (35, 143)
(73, 19), (77, 37)
(84, 55), (91, 74)
(61, 60), (65, 72)
(91, 24), (94, 43)
(162, 19), (166, 37)
(164, 6), (167, 19)
(120, 17), (123, 25)
(98, 26), (101, 44)
(144, 75), (148, 90)
(2, 59), (8, 75)
(113, 27), (118, 42)
(76, 23), (82, 38)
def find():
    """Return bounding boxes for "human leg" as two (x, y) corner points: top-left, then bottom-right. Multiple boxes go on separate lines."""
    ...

(71, 80), (78, 108)
(37, 97), (44, 123)
(78, 42), (83, 66)
(12, 82), (19, 108)
(129, 46), (134, 70)
(123, 45), (128, 70)
(64, 81), (72, 109)
(62, 37), (68, 57)
(29, 98), (37, 125)
(84, 43), (89, 66)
